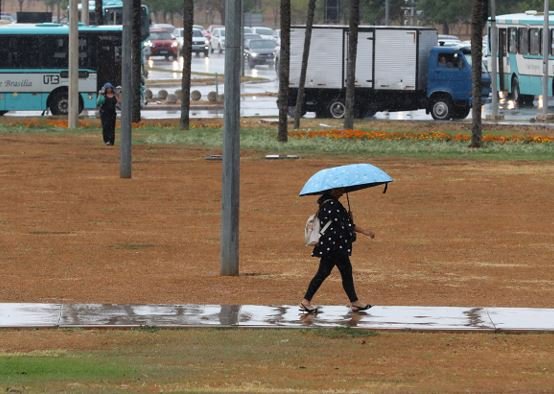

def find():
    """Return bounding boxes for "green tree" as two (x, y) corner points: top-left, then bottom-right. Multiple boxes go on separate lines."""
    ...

(418, 0), (471, 34)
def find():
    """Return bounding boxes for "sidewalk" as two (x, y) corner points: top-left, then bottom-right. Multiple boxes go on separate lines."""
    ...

(1, 303), (553, 332)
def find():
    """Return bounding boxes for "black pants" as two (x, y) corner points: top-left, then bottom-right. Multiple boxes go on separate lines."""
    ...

(304, 251), (358, 303)
(101, 111), (116, 145)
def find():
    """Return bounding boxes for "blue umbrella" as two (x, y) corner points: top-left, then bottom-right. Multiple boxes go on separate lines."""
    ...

(299, 163), (393, 196)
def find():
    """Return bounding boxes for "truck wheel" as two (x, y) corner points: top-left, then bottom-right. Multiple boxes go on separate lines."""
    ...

(328, 98), (346, 119)
(430, 96), (453, 120)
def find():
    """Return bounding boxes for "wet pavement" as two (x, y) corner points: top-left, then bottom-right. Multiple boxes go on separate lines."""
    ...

(1, 303), (553, 331)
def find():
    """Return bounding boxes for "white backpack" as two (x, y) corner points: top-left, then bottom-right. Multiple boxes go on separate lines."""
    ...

(304, 200), (332, 246)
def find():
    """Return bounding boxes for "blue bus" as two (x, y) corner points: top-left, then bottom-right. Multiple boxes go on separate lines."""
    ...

(0, 23), (122, 115)
(492, 11), (554, 104)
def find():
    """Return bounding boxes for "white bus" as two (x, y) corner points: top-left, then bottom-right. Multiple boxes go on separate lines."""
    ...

(492, 11), (554, 104)
(0, 23), (122, 115)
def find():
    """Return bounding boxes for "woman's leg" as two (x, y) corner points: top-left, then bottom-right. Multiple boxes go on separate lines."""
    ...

(108, 113), (116, 144)
(303, 256), (334, 302)
(335, 254), (359, 303)
(100, 113), (109, 144)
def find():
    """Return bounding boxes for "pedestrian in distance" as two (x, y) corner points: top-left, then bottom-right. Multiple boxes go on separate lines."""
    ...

(300, 188), (375, 314)
(96, 82), (120, 146)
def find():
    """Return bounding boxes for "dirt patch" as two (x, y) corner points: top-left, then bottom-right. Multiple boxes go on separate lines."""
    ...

(0, 133), (553, 307)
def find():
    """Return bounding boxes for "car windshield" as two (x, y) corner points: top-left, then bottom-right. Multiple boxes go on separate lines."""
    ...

(193, 29), (203, 37)
(255, 28), (273, 36)
(150, 32), (173, 40)
(217, 29), (225, 37)
(249, 39), (275, 49)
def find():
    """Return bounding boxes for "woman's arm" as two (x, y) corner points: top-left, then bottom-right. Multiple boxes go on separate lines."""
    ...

(354, 224), (375, 239)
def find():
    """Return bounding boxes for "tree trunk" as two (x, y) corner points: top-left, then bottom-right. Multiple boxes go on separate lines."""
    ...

(344, 0), (359, 130)
(278, 0), (291, 142)
(131, 0), (142, 122)
(470, 0), (486, 148)
(18, 0), (24, 12)
(442, 21), (449, 35)
(180, 0), (194, 130)
(293, 0), (316, 129)
(95, 0), (103, 24)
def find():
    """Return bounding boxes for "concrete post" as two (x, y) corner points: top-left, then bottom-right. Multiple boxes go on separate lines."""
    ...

(120, 0), (132, 178)
(68, 0), (79, 129)
(221, 0), (242, 276)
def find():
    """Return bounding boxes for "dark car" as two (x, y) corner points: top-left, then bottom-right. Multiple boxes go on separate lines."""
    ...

(244, 39), (276, 69)
(145, 30), (179, 60)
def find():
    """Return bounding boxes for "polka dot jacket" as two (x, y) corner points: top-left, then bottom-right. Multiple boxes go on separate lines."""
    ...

(312, 195), (356, 258)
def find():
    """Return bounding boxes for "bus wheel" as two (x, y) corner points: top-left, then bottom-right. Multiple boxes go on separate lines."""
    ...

(49, 91), (69, 115)
(0, 111), (7, 116)
(328, 98), (346, 119)
(511, 77), (533, 105)
(430, 95), (453, 120)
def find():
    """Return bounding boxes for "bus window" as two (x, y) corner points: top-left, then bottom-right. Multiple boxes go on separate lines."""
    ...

(551, 29), (554, 56)
(508, 28), (517, 53)
(42, 37), (68, 68)
(518, 27), (529, 55)
(529, 28), (541, 55)
(2, 37), (41, 68)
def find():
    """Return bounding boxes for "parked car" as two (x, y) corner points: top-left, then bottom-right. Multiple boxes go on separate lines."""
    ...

(145, 29), (179, 60)
(179, 28), (209, 57)
(210, 27), (225, 53)
(243, 33), (262, 46)
(244, 39), (276, 68)
(438, 34), (462, 47)
(150, 23), (176, 34)
(174, 27), (184, 51)
(251, 26), (276, 41)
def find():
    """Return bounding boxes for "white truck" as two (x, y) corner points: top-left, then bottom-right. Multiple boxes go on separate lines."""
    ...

(288, 25), (487, 120)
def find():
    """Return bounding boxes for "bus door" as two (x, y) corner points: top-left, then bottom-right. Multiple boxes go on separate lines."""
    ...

(95, 34), (122, 91)
(498, 28), (506, 91)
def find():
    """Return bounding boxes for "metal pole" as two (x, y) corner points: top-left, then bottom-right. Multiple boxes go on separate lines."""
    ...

(385, 0), (389, 26)
(120, 0), (132, 178)
(221, 0), (242, 276)
(490, 0), (499, 119)
(81, 0), (89, 24)
(542, 0), (550, 117)
(68, 0), (79, 129)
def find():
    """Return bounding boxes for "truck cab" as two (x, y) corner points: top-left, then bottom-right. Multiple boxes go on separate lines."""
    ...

(426, 45), (491, 120)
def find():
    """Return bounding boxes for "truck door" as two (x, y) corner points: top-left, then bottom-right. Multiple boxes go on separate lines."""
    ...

(344, 30), (374, 88)
(431, 51), (471, 101)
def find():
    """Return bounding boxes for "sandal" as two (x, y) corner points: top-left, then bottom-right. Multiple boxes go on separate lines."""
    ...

(299, 303), (319, 314)
(351, 304), (372, 312)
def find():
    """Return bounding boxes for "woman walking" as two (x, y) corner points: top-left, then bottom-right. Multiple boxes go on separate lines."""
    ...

(300, 188), (375, 313)
(97, 82), (119, 146)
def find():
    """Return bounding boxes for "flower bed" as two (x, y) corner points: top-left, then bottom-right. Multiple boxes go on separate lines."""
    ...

(289, 129), (554, 144)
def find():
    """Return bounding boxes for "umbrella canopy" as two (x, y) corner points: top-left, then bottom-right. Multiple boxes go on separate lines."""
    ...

(299, 163), (393, 196)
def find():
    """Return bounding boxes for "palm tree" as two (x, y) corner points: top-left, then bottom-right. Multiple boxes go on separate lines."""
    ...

(132, 0), (142, 122)
(470, 0), (487, 148)
(344, 0), (360, 129)
(180, 0), (194, 130)
(293, 0), (316, 129)
(278, 0), (291, 142)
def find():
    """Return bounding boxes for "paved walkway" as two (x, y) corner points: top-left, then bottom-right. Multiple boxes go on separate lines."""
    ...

(1, 303), (554, 332)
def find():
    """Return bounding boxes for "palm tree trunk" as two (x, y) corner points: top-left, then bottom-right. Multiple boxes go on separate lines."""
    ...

(278, 0), (291, 142)
(344, 0), (359, 130)
(470, 0), (486, 148)
(180, 0), (194, 130)
(293, 0), (316, 129)
(131, 0), (142, 122)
